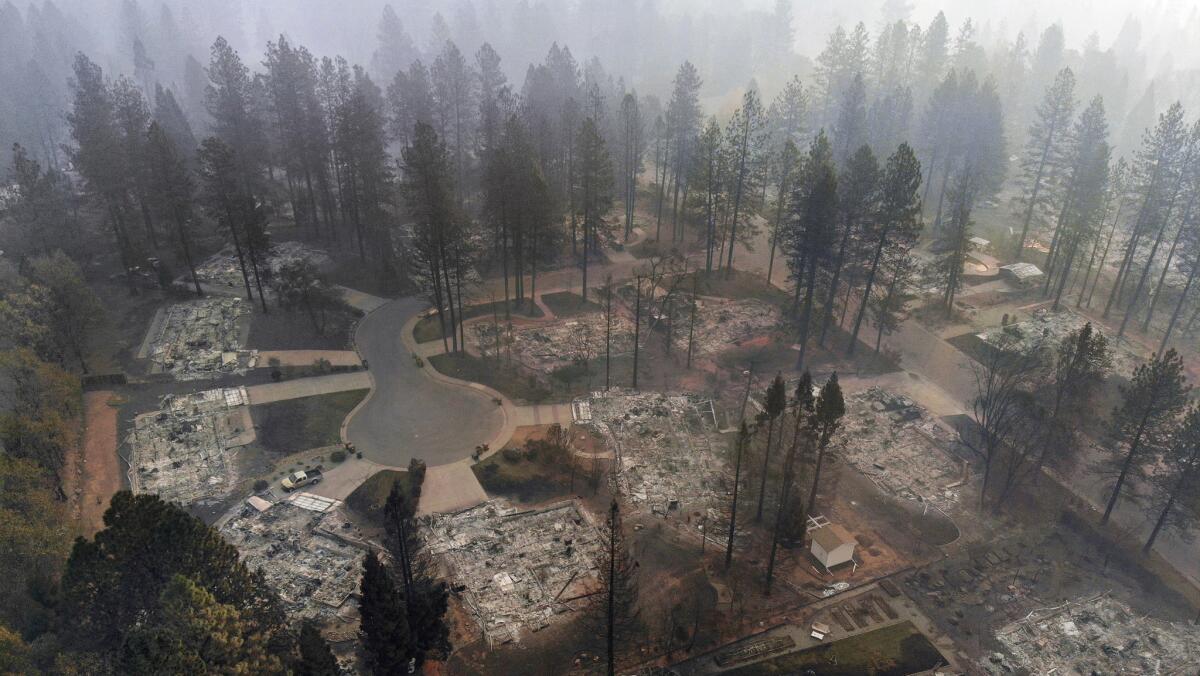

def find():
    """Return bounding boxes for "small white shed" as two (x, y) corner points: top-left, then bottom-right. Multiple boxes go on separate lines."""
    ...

(811, 524), (856, 569)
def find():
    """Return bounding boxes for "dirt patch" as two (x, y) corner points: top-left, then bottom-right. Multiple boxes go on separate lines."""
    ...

(541, 291), (603, 318)
(75, 391), (123, 536)
(723, 621), (947, 675)
(246, 305), (358, 351)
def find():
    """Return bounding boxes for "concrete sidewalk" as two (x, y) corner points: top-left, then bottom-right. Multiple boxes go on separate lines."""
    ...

(513, 403), (575, 427)
(257, 350), (362, 367)
(418, 461), (488, 516)
(336, 285), (390, 313)
(246, 371), (371, 405)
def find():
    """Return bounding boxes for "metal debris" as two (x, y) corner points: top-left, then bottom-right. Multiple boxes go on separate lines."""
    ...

(976, 307), (1145, 376)
(221, 499), (368, 620)
(992, 594), (1200, 674)
(193, 241), (331, 290)
(577, 389), (729, 519)
(834, 388), (965, 507)
(424, 500), (604, 646)
(127, 387), (252, 507)
(147, 298), (257, 380)
(473, 314), (635, 374)
(671, 298), (780, 357)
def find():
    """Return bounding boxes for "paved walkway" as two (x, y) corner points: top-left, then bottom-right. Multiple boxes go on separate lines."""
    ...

(336, 285), (390, 313)
(513, 403), (575, 427)
(245, 371), (371, 405)
(306, 457), (396, 501)
(256, 350), (362, 367)
(417, 461), (489, 516)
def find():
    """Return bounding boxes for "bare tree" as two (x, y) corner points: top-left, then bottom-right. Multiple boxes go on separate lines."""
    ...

(966, 327), (1048, 510)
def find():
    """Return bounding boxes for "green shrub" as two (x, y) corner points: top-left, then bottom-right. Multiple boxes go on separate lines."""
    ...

(331, 450), (347, 463)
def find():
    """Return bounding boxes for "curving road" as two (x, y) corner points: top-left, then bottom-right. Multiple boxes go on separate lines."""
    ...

(345, 297), (505, 467)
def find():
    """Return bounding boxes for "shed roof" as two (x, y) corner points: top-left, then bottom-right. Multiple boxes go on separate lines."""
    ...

(999, 262), (1043, 280)
(812, 524), (855, 552)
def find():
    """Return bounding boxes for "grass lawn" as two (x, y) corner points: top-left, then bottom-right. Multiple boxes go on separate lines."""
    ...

(429, 352), (553, 403)
(414, 299), (544, 343)
(724, 621), (947, 676)
(345, 469), (416, 523)
(541, 291), (602, 317)
(250, 389), (367, 454)
(472, 444), (574, 504)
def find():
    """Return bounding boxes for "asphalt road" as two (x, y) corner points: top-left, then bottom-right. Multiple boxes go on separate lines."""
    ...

(345, 296), (504, 467)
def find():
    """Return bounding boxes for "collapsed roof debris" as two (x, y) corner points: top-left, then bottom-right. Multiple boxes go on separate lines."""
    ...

(576, 390), (729, 520)
(833, 388), (965, 507)
(146, 298), (257, 380)
(671, 298), (780, 357)
(473, 314), (635, 373)
(221, 498), (367, 620)
(127, 387), (253, 508)
(425, 500), (604, 645)
(991, 594), (1200, 674)
(976, 307), (1146, 376)
(193, 241), (332, 290)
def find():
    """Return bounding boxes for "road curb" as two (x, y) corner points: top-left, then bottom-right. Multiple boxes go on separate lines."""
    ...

(398, 312), (517, 464)
(339, 295), (394, 446)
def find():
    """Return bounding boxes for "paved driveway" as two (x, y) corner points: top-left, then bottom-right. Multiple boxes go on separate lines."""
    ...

(345, 297), (505, 467)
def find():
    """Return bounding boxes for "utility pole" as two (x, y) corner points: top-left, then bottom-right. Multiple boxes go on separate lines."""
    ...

(687, 274), (697, 368)
(725, 423), (748, 570)
(605, 277), (613, 389)
(607, 501), (618, 676)
(738, 363), (755, 423)
(633, 275), (642, 389)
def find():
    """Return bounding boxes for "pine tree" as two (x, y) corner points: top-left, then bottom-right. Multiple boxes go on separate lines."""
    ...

(145, 122), (202, 296)
(1105, 103), (1188, 330)
(153, 84), (197, 163)
(665, 62), (703, 238)
(596, 500), (639, 675)
(849, 142), (922, 354)
(1143, 119), (1200, 333)
(766, 373), (814, 595)
(119, 575), (283, 675)
(723, 88), (766, 275)
(806, 373), (846, 513)
(370, 4), (417, 79)
(1044, 96), (1111, 310)
(60, 492), (287, 659)
(1036, 323), (1111, 477)
(1012, 68), (1077, 260)
(1099, 349), (1191, 524)
(833, 73), (867, 166)
(431, 39), (477, 205)
(754, 374), (788, 523)
(296, 620), (339, 676)
(573, 117), (614, 303)
(66, 53), (138, 270)
(725, 422), (750, 570)
(619, 93), (644, 241)
(820, 144), (880, 347)
(1144, 406), (1200, 553)
(359, 551), (412, 674)
(402, 122), (464, 351)
(205, 36), (265, 188)
(785, 132), (838, 369)
(198, 137), (270, 311)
